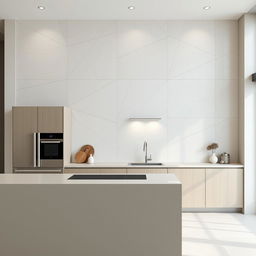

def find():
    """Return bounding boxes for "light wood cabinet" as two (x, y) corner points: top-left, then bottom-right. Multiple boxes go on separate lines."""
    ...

(168, 169), (206, 208)
(38, 107), (63, 133)
(127, 168), (167, 174)
(12, 107), (38, 168)
(64, 168), (168, 174)
(12, 106), (71, 170)
(206, 169), (243, 208)
(64, 168), (126, 174)
(63, 166), (244, 210)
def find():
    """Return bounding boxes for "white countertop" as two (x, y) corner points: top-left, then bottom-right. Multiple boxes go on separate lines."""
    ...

(65, 162), (243, 169)
(0, 174), (181, 185)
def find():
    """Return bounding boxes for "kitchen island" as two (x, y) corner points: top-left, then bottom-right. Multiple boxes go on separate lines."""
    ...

(0, 174), (181, 256)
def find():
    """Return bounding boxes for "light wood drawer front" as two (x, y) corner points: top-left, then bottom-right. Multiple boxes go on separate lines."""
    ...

(127, 169), (167, 174)
(168, 169), (205, 208)
(64, 168), (126, 174)
(206, 169), (243, 208)
(99, 169), (126, 174)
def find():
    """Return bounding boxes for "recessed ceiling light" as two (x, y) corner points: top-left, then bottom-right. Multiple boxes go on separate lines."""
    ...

(203, 6), (211, 10)
(38, 6), (46, 10)
(128, 6), (135, 10)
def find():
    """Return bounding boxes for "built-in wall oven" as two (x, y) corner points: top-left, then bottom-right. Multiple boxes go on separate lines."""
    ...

(33, 133), (64, 169)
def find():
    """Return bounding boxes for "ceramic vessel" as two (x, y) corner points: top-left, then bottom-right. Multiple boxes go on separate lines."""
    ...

(209, 153), (218, 164)
(87, 154), (94, 164)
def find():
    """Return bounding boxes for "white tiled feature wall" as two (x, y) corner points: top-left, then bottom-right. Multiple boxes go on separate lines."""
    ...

(214, 21), (238, 80)
(167, 80), (215, 118)
(117, 80), (168, 162)
(15, 20), (239, 163)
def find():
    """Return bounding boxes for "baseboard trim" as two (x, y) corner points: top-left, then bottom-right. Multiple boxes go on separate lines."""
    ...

(182, 208), (243, 213)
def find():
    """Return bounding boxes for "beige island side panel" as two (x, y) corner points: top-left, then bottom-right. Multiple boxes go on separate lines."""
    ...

(0, 174), (181, 256)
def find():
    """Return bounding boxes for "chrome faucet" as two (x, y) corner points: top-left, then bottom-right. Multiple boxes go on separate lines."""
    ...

(143, 141), (152, 163)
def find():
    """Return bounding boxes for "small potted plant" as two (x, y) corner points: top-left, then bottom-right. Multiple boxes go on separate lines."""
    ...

(207, 143), (219, 164)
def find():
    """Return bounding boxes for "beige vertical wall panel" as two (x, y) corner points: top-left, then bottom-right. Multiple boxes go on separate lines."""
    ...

(206, 169), (243, 208)
(63, 107), (72, 165)
(238, 14), (256, 214)
(38, 107), (63, 133)
(4, 20), (16, 173)
(0, 41), (4, 172)
(168, 169), (206, 208)
(238, 16), (245, 165)
(12, 107), (38, 168)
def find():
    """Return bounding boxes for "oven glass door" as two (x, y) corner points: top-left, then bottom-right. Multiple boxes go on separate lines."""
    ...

(40, 142), (63, 160)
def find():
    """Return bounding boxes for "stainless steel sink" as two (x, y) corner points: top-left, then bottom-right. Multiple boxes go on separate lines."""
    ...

(129, 141), (162, 166)
(129, 162), (163, 166)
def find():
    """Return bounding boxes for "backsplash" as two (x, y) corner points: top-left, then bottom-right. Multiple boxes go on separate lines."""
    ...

(15, 20), (238, 163)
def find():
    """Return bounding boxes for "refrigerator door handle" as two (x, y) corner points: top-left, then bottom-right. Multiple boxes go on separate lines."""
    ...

(33, 133), (37, 167)
(37, 133), (41, 167)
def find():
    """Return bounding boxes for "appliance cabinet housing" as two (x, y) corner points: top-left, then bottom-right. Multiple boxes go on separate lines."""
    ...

(12, 106), (71, 171)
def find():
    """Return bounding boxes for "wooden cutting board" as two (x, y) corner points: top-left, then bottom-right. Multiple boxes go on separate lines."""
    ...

(75, 145), (95, 163)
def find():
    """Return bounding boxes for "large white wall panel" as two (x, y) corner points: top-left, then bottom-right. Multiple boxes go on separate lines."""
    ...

(15, 20), (239, 163)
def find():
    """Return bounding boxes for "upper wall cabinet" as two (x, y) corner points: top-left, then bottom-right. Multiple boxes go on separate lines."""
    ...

(37, 107), (63, 133)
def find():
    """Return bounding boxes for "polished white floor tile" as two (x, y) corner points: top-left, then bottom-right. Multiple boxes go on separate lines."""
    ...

(182, 213), (256, 256)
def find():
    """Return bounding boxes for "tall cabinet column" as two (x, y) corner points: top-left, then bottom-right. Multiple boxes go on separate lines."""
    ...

(12, 107), (38, 168)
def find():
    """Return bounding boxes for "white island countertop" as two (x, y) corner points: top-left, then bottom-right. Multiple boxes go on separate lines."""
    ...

(65, 162), (243, 169)
(0, 173), (181, 184)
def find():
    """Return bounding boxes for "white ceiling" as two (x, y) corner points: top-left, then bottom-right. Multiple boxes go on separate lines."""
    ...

(0, 0), (255, 20)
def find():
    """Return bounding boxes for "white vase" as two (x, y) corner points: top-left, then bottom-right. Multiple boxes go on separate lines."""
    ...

(87, 154), (94, 164)
(209, 153), (218, 164)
